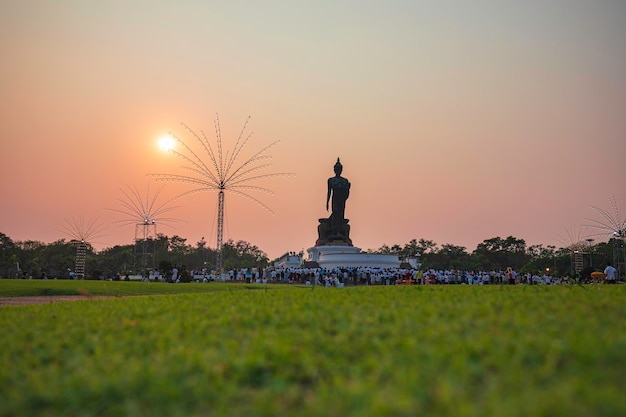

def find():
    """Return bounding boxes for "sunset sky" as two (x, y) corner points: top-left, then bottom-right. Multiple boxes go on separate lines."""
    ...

(1, 1), (625, 259)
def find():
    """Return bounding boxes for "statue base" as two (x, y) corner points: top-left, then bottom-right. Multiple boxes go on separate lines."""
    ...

(316, 218), (352, 246)
(309, 216), (400, 269)
(307, 245), (400, 269)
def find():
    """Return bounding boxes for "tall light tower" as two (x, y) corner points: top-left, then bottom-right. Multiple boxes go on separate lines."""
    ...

(135, 218), (157, 271)
(152, 115), (293, 275)
(586, 195), (626, 280)
(216, 189), (225, 273)
(557, 227), (588, 277)
(109, 184), (182, 272)
(60, 215), (105, 279)
(73, 240), (87, 278)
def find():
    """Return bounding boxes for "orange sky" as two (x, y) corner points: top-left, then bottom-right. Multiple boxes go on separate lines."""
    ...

(1, 1), (625, 259)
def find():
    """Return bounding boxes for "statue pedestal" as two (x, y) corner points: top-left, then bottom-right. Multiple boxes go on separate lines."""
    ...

(310, 217), (399, 269)
(316, 218), (352, 246)
(307, 245), (400, 269)
(308, 245), (361, 263)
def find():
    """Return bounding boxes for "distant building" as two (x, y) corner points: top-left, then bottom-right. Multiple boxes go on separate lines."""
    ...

(274, 252), (303, 269)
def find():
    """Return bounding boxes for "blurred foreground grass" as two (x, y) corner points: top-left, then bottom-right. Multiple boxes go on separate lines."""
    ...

(1, 283), (625, 417)
(0, 279), (264, 297)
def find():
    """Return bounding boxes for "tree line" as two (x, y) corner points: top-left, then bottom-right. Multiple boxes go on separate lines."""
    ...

(0, 232), (269, 280)
(1, 231), (622, 279)
(368, 236), (622, 277)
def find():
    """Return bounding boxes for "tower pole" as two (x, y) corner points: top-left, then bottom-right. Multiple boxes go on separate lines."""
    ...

(216, 189), (225, 275)
(75, 241), (86, 279)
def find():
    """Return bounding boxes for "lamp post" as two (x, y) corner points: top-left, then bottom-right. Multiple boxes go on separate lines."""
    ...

(586, 238), (594, 267)
(200, 236), (206, 264)
(200, 236), (206, 279)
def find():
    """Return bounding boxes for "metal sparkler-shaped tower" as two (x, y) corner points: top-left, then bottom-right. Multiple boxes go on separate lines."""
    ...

(108, 183), (182, 271)
(151, 115), (292, 275)
(585, 195), (626, 279)
(557, 226), (592, 276)
(586, 195), (626, 240)
(60, 215), (105, 279)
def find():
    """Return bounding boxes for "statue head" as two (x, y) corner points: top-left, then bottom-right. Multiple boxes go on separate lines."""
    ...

(334, 158), (343, 175)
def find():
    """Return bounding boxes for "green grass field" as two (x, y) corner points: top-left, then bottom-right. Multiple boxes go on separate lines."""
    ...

(1, 281), (625, 417)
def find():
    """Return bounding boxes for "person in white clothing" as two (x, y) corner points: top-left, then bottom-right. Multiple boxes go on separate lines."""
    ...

(171, 266), (178, 282)
(604, 262), (617, 284)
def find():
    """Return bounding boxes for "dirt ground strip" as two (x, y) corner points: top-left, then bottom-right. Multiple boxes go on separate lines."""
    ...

(0, 296), (117, 307)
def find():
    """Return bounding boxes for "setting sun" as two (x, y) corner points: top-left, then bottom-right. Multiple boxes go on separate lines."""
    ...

(158, 135), (175, 152)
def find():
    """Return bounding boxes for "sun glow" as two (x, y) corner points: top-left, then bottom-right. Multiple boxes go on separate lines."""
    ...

(158, 135), (175, 152)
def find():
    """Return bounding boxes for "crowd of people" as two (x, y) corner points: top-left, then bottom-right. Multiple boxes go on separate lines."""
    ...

(126, 261), (621, 286)
(177, 264), (620, 286)
(253, 266), (565, 286)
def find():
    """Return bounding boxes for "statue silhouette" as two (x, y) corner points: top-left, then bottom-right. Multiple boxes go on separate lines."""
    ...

(326, 158), (350, 232)
(315, 157), (353, 246)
